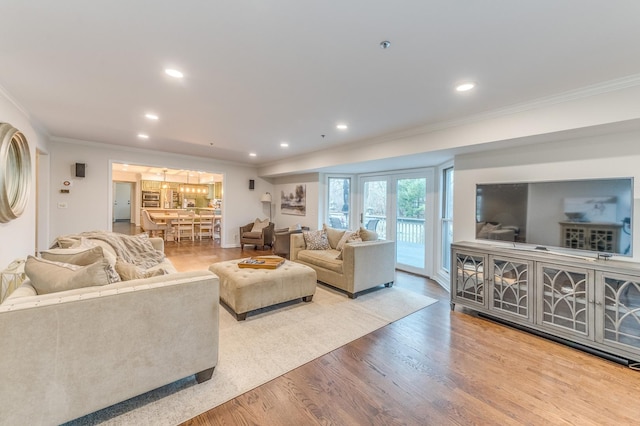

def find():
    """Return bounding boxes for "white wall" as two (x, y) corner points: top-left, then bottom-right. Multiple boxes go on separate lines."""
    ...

(48, 138), (272, 248)
(271, 173), (320, 230)
(0, 90), (50, 269)
(454, 129), (640, 262)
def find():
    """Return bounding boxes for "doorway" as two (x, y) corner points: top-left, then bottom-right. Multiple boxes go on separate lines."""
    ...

(359, 169), (434, 276)
(113, 182), (132, 222)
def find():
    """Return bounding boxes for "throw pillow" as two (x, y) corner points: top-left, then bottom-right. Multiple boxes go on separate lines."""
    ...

(303, 230), (330, 250)
(40, 245), (104, 266)
(322, 224), (346, 249)
(335, 230), (360, 251)
(25, 256), (112, 295)
(115, 258), (167, 281)
(358, 227), (378, 241)
(70, 237), (118, 266)
(40, 243), (121, 284)
(335, 235), (363, 260)
(251, 218), (270, 232)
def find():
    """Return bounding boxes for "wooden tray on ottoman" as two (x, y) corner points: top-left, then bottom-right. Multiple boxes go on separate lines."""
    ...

(237, 256), (285, 269)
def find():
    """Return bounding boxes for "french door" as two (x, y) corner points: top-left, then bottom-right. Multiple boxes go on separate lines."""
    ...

(359, 170), (434, 276)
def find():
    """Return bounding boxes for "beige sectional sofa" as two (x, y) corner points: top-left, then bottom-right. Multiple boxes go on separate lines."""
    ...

(0, 233), (220, 425)
(290, 225), (396, 298)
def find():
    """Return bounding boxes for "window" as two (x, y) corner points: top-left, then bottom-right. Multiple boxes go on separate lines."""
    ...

(441, 167), (454, 272)
(328, 177), (350, 229)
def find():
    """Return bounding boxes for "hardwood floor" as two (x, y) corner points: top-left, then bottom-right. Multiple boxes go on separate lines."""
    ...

(114, 223), (640, 425)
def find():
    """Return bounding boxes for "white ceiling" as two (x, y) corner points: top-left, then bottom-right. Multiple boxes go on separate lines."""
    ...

(2, 1), (640, 171)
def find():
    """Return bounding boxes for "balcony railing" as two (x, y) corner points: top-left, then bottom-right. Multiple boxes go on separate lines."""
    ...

(364, 216), (425, 244)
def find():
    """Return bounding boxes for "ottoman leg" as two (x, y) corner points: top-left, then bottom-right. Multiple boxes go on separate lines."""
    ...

(303, 295), (313, 302)
(235, 312), (248, 321)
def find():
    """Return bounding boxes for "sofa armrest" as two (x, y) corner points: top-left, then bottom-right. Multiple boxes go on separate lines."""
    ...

(290, 233), (307, 261)
(342, 240), (396, 293)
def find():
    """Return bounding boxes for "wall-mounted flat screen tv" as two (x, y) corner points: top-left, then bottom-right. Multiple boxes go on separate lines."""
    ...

(475, 177), (633, 256)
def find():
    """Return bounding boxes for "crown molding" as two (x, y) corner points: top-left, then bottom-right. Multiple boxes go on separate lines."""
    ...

(0, 82), (51, 138)
(335, 73), (640, 151)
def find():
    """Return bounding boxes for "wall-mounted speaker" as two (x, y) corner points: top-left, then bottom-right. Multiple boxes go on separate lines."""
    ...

(75, 163), (86, 178)
(249, 179), (255, 190)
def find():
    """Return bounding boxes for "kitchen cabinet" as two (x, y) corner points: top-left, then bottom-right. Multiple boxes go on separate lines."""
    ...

(451, 241), (640, 364)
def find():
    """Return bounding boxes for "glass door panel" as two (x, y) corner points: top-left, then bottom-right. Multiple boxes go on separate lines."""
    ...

(396, 177), (426, 268)
(362, 179), (388, 239)
(328, 177), (350, 229)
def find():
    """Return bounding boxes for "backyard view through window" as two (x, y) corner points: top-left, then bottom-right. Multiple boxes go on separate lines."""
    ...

(328, 177), (350, 229)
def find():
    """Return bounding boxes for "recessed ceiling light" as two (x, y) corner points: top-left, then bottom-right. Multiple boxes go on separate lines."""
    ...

(249, 152), (257, 157)
(336, 124), (348, 130)
(380, 40), (391, 49)
(145, 113), (159, 120)
(137, 133), (149, 139)
(165, 68), (184, 78)
(456, 82), (475, 92)
(280, 142), (289, 148)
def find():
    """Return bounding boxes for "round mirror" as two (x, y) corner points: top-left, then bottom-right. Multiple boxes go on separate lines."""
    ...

(0, 123), (31, 223)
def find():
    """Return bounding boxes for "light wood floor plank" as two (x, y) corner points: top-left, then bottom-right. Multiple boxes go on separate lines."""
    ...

(113, 224), (640, 425)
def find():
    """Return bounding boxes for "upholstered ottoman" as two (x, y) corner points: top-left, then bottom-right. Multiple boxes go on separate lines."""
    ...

(209, 258), (317, 320)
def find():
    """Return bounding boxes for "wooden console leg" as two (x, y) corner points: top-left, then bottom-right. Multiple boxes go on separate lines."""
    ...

(303, 295), (313, 302)
(195, 367), (215, 383)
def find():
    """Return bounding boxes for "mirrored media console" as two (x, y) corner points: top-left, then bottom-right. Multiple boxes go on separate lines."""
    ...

(451, 241), (640, 366)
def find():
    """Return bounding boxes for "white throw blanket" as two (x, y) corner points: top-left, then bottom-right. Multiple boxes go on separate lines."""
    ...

(56, 231), (165, 270)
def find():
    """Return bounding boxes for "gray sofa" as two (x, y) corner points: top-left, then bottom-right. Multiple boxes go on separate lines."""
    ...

(0, 234), (220, 425)
(290, 226), (396, 298)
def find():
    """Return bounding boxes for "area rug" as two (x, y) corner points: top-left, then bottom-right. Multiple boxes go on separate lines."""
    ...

(66, 285), (437, 425)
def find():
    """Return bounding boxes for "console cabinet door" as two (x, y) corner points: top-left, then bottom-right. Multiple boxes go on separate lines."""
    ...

(537, 262), (594, 340)
(452, 250), (487, 309)
(489, 255), (534, 322)
(596, 271), (640, 354)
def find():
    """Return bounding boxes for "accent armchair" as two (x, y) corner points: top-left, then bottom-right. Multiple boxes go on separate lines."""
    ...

(240, 221), (275, 250)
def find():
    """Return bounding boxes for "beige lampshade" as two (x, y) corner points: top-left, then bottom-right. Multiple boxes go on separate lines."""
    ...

(260, 193), (272, 202)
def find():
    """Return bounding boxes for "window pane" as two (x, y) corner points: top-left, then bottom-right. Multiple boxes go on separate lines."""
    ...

(328, 177), (350, 229)
(397, 177), (426, 268)
(442, 167), (454, 272)
(364, 180), (387, 238)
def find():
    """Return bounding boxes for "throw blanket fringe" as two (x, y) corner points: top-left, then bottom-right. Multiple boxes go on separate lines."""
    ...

(57, 231), (165, 270)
